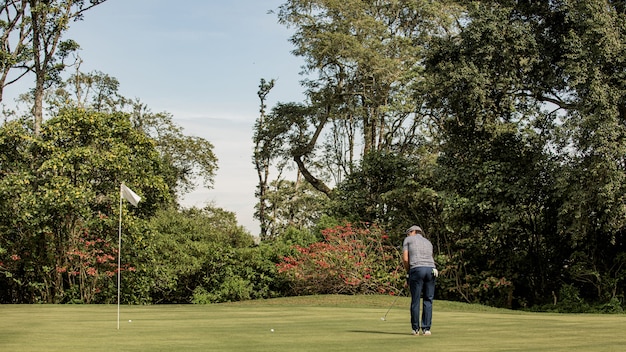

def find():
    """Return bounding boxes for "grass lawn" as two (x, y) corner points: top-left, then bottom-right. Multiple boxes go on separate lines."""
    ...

(1, 295), (624, 351)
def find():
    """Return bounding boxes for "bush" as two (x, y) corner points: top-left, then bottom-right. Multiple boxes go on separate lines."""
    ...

(192, 276), (252, 303)
(276, 223), (405, 296)
(596, 297), (624, 314)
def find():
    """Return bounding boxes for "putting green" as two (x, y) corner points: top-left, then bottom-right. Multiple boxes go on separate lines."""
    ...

(0, 295), (624, 351)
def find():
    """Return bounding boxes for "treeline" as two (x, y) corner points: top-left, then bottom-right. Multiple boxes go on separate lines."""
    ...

(251, 0), (626, 312)
(1, 0), (626, 312)
(0, 104), (622, 311)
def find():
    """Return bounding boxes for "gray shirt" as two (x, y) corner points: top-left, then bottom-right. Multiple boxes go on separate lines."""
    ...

(403, 234), (435, 269)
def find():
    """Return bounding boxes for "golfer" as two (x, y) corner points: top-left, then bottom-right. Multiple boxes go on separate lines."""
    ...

(402, 225), (438, 336)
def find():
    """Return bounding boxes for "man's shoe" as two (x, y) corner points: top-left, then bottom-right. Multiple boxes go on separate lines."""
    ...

(423, 330), (431, 336)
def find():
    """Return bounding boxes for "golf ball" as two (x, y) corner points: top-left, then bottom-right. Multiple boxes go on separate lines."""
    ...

(270, 329), (274, 332)
(128, 320), (132, 322)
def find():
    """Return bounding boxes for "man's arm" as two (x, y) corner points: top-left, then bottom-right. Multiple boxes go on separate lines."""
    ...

(402, 250), (410, 272)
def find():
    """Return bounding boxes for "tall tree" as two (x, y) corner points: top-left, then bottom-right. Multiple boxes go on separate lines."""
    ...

(419, 0), (626, 307)
(253, 78), (275, 239)
(543, 0), (626, 303)
(0, 0), (29, 104)
(0, 0), (108, 135)
(274, 0), (461, 194)
(254, 87), (332, 238)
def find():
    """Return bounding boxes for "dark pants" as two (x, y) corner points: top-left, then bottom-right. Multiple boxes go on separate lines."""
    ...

(409, 266), (435, 332)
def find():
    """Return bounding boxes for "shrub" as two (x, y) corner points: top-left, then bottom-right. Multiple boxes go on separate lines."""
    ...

(192, 276), (252, 303)
(277, 223), (405, 296)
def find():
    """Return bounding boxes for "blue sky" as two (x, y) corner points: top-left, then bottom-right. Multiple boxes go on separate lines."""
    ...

(54, 1), (305, 234)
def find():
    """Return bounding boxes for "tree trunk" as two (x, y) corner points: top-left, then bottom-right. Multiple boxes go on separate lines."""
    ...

(30, 0), (44, 135)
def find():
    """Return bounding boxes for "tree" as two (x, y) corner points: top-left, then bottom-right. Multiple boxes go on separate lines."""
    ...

(45, 67), (125, 113)
(417, 0), (626, 308)
(45, 69), (219, 201)
(128, 104), (218, 198)
(263, 176), (328, 239)
(0, 108), (170, 303)
(273, 0), (461, 194)
(331, 150), (439, 244)
(253, 78), (275, 239)
(0, 0), (29, 104)
(542, 0), (626, 304)
(254, 0), (461, 239)
(147, 205), (253, 303)
(0, 0), (108, 135)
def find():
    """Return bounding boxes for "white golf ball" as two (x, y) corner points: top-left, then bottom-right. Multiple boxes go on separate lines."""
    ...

(270, 328), (274, 332)
(128, 320), (132, 322)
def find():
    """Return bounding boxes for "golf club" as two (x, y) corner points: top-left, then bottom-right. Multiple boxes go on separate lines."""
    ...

(380, 294), (401, 321)
(381, 244), (407, 321)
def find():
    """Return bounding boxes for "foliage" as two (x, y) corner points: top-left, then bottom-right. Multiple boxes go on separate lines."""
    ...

(277, 225), (320, 247)
(415, 0), (626, 310)
(146, 206), (293, 304)
(128, 107), (218, 196)
(330, 150), (439, 243)
(277, 223), (404, 296)
(44, 70), (219, 198)
(0, 108), (169, 303)
(191, 244), (290, 304)
(0, 0), (109, 134)
(261, 178), (329, 240)
(2, 0), (626, 314)
(262, 0), (463, 198)
(146, 206), (253, 303)
(264, 0), (626, 312)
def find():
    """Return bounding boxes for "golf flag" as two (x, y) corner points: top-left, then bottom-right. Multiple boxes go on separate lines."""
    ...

(120, 183), (141, 207)
(117, 183), (140, 330)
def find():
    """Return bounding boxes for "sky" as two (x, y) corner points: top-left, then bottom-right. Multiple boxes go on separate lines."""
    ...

(5, 1), (306, 235)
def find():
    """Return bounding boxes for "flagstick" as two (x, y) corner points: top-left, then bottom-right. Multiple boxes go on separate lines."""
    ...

(116, 183), (140, 330)
(117, 185), (123, 330)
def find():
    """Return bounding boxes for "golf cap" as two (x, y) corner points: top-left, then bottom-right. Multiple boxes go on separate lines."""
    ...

(406, 225), (422, 235)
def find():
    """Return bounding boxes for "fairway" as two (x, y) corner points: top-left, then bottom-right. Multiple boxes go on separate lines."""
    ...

(1, 295), (624, 351)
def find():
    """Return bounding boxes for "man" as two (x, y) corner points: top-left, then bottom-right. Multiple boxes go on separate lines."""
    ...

(402, 225), (438, 336)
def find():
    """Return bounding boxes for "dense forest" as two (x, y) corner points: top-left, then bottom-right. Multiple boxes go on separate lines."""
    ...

(1, 1), (624, 312)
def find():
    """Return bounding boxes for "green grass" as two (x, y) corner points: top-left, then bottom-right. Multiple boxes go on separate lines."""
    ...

(1, 295), (624, 351)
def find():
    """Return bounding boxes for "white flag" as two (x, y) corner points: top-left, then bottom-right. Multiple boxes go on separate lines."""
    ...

(120, 183), (141, 207)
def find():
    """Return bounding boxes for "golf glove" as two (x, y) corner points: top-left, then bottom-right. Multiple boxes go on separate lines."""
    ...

(432, 268), (439, 278)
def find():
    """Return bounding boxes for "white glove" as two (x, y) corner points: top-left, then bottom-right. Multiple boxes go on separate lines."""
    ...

(432, 268), (439, 278)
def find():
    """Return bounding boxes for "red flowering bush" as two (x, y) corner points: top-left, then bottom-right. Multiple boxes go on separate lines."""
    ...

(277, 223), (405, 296)
(56, 229), (121, 303)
